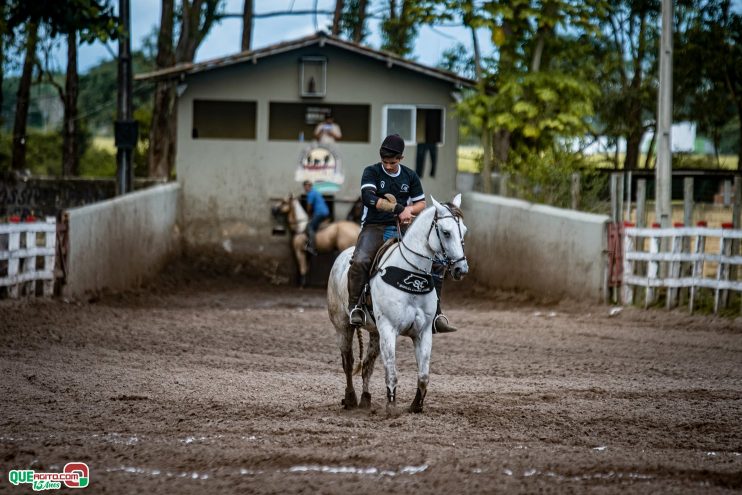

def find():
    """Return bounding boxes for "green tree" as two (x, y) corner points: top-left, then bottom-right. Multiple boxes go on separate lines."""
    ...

(6, 0), (117, 175)
(148, 0), (223, 179)
(675, 0), (740, 168)
(453, 0), (606, 191)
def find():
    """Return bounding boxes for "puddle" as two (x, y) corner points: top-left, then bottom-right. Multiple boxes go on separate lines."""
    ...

(502, 468), (653, 482)
(107, 464), (427, 480)
(107, 466), (209, 480)
(288, 464), (428, 476)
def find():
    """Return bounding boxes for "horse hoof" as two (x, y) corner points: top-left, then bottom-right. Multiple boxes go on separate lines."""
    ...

(385, 402), (401, 417)
(408, 403), (424, 414)
(359, 392), (372, 409)
(342, 391), (358, 409)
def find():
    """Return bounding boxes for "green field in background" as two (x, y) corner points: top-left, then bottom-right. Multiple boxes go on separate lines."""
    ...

(456, 146), (738, 172)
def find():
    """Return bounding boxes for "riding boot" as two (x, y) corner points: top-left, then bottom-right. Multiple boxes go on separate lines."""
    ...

(432, 265), (457, 334)
(305, 227), (318, 256)
(346, 225), (385, 327)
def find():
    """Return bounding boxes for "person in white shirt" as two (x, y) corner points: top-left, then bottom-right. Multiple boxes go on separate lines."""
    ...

(314, 113), (342, 144)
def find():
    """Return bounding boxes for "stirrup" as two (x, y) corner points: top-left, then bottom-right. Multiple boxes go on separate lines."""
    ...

(349, 306), (366, 327)
(433, 314), (457, 334)
(304, 243), (318, 256)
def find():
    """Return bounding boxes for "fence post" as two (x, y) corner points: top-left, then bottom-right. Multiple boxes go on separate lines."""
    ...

(23, 227), (36, 296)
(617, 173), (625, 223)
(622, 224), (635, 305)
(689, 221), (707, 314)
(636, 179), (647, 228)
(624, 171), (633, 223)
(44, 217), (56, 296)
(610, 173), (625, 223)
(646, 229), (660, 308)
(571, 172), (580, 210)
(715, 225), (733, 313)
(683, 178), (694, 226)
(7, 229), (20, 298)
(667, 226), (683, 309)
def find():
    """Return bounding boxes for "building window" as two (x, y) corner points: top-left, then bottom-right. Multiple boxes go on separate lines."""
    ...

(269, 102), (370, 142)
(300, 57), (326, 98)
(192, 99), (256, 140)
(382, 105), (445, 145)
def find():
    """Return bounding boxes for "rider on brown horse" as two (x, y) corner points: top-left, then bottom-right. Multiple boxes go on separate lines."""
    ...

(302, 180), (330, 255)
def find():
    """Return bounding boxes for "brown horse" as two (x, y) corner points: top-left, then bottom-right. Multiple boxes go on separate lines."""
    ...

(272, 195), (360, 286)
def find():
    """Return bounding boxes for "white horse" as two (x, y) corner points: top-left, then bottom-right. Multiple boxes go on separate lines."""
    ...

(327, 194), (468, 414)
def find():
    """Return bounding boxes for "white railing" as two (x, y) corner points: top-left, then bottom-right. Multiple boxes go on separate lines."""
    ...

(622, 225), (742, 313)
(0, 217), (57, 298)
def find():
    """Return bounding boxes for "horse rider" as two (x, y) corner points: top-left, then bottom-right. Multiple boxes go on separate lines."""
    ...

(347, 134), (458, 333)
(303, 179), (330, 255)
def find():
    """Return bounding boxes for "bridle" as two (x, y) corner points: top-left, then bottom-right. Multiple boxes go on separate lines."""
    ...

(397, 204), (466, 275)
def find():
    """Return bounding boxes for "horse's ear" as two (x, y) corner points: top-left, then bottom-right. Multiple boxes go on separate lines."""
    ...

(430, 195), (446, 215)
(451, 193), (462, 208)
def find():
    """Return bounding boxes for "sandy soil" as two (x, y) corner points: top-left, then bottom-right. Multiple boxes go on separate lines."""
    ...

(1, 265), (741, 494)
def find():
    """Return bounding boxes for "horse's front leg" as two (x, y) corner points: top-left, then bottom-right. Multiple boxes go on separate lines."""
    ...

(377, 320), (399, 415)
(409, 325), (433, 413)
(359, 331), (380, 409)
(337, 328), (357, 409)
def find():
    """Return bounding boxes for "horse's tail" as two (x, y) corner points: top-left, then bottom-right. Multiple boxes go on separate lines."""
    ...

(353, 327), (364, 375)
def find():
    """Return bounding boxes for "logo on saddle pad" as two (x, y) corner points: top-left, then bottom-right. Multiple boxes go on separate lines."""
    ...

(380, 266), (434, 294)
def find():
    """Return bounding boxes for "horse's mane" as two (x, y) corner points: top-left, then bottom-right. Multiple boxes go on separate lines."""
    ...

(443, 202), (463, 219)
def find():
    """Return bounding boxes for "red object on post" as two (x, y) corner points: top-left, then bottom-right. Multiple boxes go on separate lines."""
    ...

(722, 222), (733, 229)
(696, 221), (708, 227)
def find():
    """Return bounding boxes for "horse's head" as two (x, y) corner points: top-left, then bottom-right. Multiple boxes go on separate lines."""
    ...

(271, 193), (307, 235)
(271, 195), (291, 223)
(430, 194), (468, 280)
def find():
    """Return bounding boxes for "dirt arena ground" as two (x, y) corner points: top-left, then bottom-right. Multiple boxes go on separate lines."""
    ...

(1, 265), (741, 494)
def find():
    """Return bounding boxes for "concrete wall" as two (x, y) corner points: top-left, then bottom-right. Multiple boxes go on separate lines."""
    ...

(64, 183), (180, 297)
(176, 44), (462, 261)
(461, 192), (610, 302)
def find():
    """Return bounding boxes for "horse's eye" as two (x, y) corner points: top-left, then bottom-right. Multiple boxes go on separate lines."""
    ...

(443, 231), (451, 238)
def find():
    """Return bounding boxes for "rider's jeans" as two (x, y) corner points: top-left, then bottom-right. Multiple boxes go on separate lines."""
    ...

(347, 224), (387, 310)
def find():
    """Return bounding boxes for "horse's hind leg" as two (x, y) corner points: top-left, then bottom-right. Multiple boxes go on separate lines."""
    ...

(359, 331), (380, 409)
(409, 330), (432, 414)
(338, 328), (358, 409)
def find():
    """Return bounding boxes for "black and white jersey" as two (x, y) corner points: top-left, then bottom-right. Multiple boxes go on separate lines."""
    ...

(360, 162), (425, 225)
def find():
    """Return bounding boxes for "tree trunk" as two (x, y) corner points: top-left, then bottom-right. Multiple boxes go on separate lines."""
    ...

(11, 21), (39, 172)
(241, 0), (253, 51)
(332, 0), (343, 36)
(643, 125), (656, 169)
(470, 23), (493, 194)
(148, 0), (175, 178)
(0, 0), (6, 128)
(352, 0), (367, 43)
(493, 129), (511, 173)
(624, 128), (643, 171)
(62, 30), (79, 177)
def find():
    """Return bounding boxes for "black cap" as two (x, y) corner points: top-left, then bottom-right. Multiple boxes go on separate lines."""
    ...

(380, 134), (405, 154)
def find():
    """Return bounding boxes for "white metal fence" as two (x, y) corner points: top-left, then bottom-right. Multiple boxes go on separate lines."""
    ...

(0, 218), (57, 298)
(623, 225), (742, 313)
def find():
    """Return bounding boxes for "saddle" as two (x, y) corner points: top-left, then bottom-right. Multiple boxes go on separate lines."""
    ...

(356, 238), (399, 324)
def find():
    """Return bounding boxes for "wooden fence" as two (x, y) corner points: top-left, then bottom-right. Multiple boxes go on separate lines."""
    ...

(622, 224), (742, 313)
(0, 217), (57, 298)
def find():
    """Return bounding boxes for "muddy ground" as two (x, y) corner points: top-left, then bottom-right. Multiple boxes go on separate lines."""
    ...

(1, 265), (741, 494)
